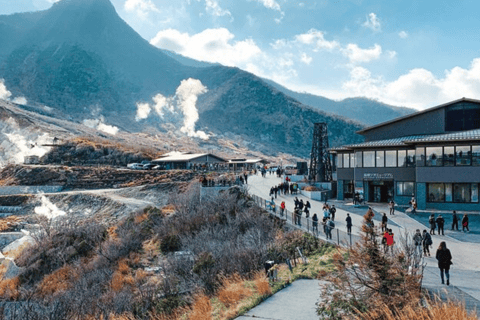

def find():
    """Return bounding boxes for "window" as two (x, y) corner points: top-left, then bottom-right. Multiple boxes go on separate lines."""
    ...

(456, 146), (471, 166)
(428, 183), (444, 202)
(472, 184), (479, 203)
(473, 146), (480, 166)
(397, 150), (407, 167)
(364, 151), (375, 167)
(343, 153), (350, 168)
(407, 150), (415, 167)
(396, 182), (415, 196)
(443, 146), (455, 166)
(385, 150), (397, 167)
(426, 147), (443, 166)
(454, 183), (471, 203)
(445, 183), (453, 202)
(350, 153), (355, 168)
(355, 151), (363, 167)
(376, 151), (385, 167)
(416, 147), (425, 166)
(337, 154), (343, 168)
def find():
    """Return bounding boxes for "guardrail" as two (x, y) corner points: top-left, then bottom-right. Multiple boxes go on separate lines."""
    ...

(250, 194), (361, 248)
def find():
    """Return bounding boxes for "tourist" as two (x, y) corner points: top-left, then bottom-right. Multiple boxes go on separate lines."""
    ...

(381, 213), (388, 232)
(436, 241), (453, 285)
(436, 214), (445, 236)
(462, 214), (469, 232)
(312, 213), (319, 235)
(280, 201), (286, 217)
(346, 213), (352, 235)
(296, 207), (302, 227)
(294, 197), (299, 209)
(329, 205), (336, 221)
(429, 214), (436, 235)
(298, 199), (304, 211)
(323, 206), (330, 219)
(273, 185), (278, 199)
(325, 218), (334, 240)
(387, 229), (395, 253)
(422, 229), (432, 257)
(413, 229), (423, 257)
(452, 211), (459, 231)
(389, 200), (395, 215)
(244, 172), (248, 184)
(382, 229), (390, 253)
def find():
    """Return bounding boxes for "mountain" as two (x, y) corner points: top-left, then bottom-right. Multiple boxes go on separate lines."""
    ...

(263, 80), (416, 126)
(0, 0), (364, 157)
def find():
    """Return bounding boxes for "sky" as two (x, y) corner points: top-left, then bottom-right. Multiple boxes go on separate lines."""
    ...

(2, 0), (480, 110)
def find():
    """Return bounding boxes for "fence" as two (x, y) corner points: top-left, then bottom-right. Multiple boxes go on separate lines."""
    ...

(250, 194), (362, 248)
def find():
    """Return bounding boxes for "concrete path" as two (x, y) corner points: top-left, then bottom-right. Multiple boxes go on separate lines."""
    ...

(247, 173), (480, 315)
(237, 280), (324, 320)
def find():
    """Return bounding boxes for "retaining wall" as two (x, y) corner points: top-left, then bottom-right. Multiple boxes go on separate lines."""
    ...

(0, 186), (63, 196)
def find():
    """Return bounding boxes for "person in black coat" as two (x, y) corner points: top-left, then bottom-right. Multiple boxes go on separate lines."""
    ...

(436, 241), (453, 285)
(451, 211), (459, 231)
(462, 214), (469, 232)
(436, 214), (445, 236)
(345, 213), (352, 234)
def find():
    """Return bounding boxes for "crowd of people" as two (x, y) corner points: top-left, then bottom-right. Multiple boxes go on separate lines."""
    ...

(428, 211), (470, 234)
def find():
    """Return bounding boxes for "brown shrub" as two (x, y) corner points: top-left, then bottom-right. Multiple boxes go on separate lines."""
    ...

(189, 294), (212, 320)
(111, 259), (135, 292)
(254, 272), (271, 296)
(37, 265), (78, 298)
(0, 277), (20, 300)
(0, 216), (22, 232)
(134, 213), (149, 224)
(217, 274), (253, 307)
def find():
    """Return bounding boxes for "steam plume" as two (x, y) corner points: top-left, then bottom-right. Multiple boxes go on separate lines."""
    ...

(0, 79), (12, 100)
(34, 195), (66, 220)
(83, 117), (119, 135)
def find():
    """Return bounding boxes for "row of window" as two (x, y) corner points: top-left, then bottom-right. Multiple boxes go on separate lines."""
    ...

(336, 145), (480, 168)
(427, 183), (479, 203)
(416, 146), (480, 167)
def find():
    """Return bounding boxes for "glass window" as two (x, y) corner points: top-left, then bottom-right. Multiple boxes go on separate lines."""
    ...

(416, 147), (425, 166)
(385, 150), (397, 167)
(355, 151), (362, 167)
(363, 151), (375, 167)
(443, 146), (455, 167)
(397, 182), (415, 196)
(428, 183), (445, 202)
(397, 150), (407, 167)
(337, 154), (342, 168)
(472, 184), (479, 203)
(454, 183), (471, 202)
(472, 146), (480, 166)
(343, 153), (350, 168)
(426, 147), (443, 166)
(407, 150), (415, 167)
(456, 146), (471, 166)
(350, 153), (355, 168)
(445, 183), (453, 202)
(376, 151), (385, 167)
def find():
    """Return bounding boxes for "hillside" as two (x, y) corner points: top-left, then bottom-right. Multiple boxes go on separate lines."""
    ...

(0, 0), (364, 158)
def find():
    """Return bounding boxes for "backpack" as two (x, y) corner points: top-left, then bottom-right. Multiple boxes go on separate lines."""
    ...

(328, 221), (335, 229)
(426, 234), (433, 246)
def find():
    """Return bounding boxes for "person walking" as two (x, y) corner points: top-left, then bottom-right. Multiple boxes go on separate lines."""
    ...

(422, 229), (432, 256)
(325, 218), (334, 240)
(436, 241), (453, 285)
(413, 229), (423, 257)
(436, 214), (445, 236)
(389, 200), (395, 215)
(452, 211), (459, 231)
(462, 214), (469, 232)
(280, 201), (286, 217)
(294, 197), (299, 209)
(273, 185), (278, 199)
(429, 214), (436, 235)
(296, 207), (302, 227)
(381, 213), (388, 233)
(323, 206), (330, 219)
(298, 199), (304, 212)
(329, 205), (336, 221)
(312, 213), (319, 235)
(346, 213), (352, 234)
(387, 229), (395, 253)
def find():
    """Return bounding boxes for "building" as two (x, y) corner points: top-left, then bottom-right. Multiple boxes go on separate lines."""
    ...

(227, 159), (268, 171)
(152, 152), (226, 170)
(331, 98), (480, 211)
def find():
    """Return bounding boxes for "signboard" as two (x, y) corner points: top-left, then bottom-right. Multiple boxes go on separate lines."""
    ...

(363, 173), (394, 181)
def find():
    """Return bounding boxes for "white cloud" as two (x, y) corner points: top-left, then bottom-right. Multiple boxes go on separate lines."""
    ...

(398, 31), (408, 39)
(124, 0), (160, 19)
(342, 43), (382, 63)
(0, 79), (12, 100)
(205, 0), (231, 17)
(255, 0), (281, 11)
(342, 58), (480, 109)
(150, 28), (262, 67)
(362, 12), (381, 32)
(387, 50), (397, 59)
(135, 102), (151, 121)
(294, 29), (340, 51)
(300, 53), (312, 65)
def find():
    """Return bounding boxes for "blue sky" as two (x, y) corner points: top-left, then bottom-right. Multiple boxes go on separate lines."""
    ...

(2, 0), (480, 110)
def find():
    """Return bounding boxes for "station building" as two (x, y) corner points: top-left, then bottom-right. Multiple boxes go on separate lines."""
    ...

(330, 98), (480, 211)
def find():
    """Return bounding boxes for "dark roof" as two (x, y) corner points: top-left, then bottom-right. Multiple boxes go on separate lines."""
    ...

(356, 97), (480, 135)
(344, 135), (428, 149)
(404, 129), (480, 143)
(152, 153), (226, 163)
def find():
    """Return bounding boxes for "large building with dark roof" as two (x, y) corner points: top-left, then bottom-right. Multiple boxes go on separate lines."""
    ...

(330, 98), (480, 211)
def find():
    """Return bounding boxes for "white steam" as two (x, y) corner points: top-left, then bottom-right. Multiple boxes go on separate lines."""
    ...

(12, 96), (28, 105)
(34, 195), (66, 220)
(83, 117), (119, 135)
(0, 79), (12, 100)
(136, 78), (209, 140)
(0, 118), (53, 168)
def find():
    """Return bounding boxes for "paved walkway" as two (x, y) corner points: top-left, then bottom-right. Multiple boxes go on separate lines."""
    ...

(247, 173), (480, 316)
(237, 280), (324, 320)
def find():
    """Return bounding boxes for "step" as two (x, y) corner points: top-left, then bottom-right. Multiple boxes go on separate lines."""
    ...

(0, 207), (22, 213)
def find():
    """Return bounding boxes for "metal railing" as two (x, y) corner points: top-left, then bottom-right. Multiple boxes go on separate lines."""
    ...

(250, 194), (362, 248)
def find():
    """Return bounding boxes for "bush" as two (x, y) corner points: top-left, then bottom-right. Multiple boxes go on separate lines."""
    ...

(160, 234), (182, 254)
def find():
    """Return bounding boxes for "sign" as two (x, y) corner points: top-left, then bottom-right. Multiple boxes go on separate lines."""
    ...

(363, 173), (393, 181)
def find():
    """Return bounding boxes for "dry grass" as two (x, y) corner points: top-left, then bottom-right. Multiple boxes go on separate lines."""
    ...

(254, 273), (271, 296)
(217, 274), (253, 307)
(3, 241), (31, 259)
(111, 259), (135, 292)
(303, 186), (320, 191)
(189, 294), (213, 320)
(0, 216), (22, 232)
(161, 204), (177, 216)
(0, 276), (20, 300)
(356, 299), (478, 320)
(37, 265), (78, 297)
(134, 212), (149, 224)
